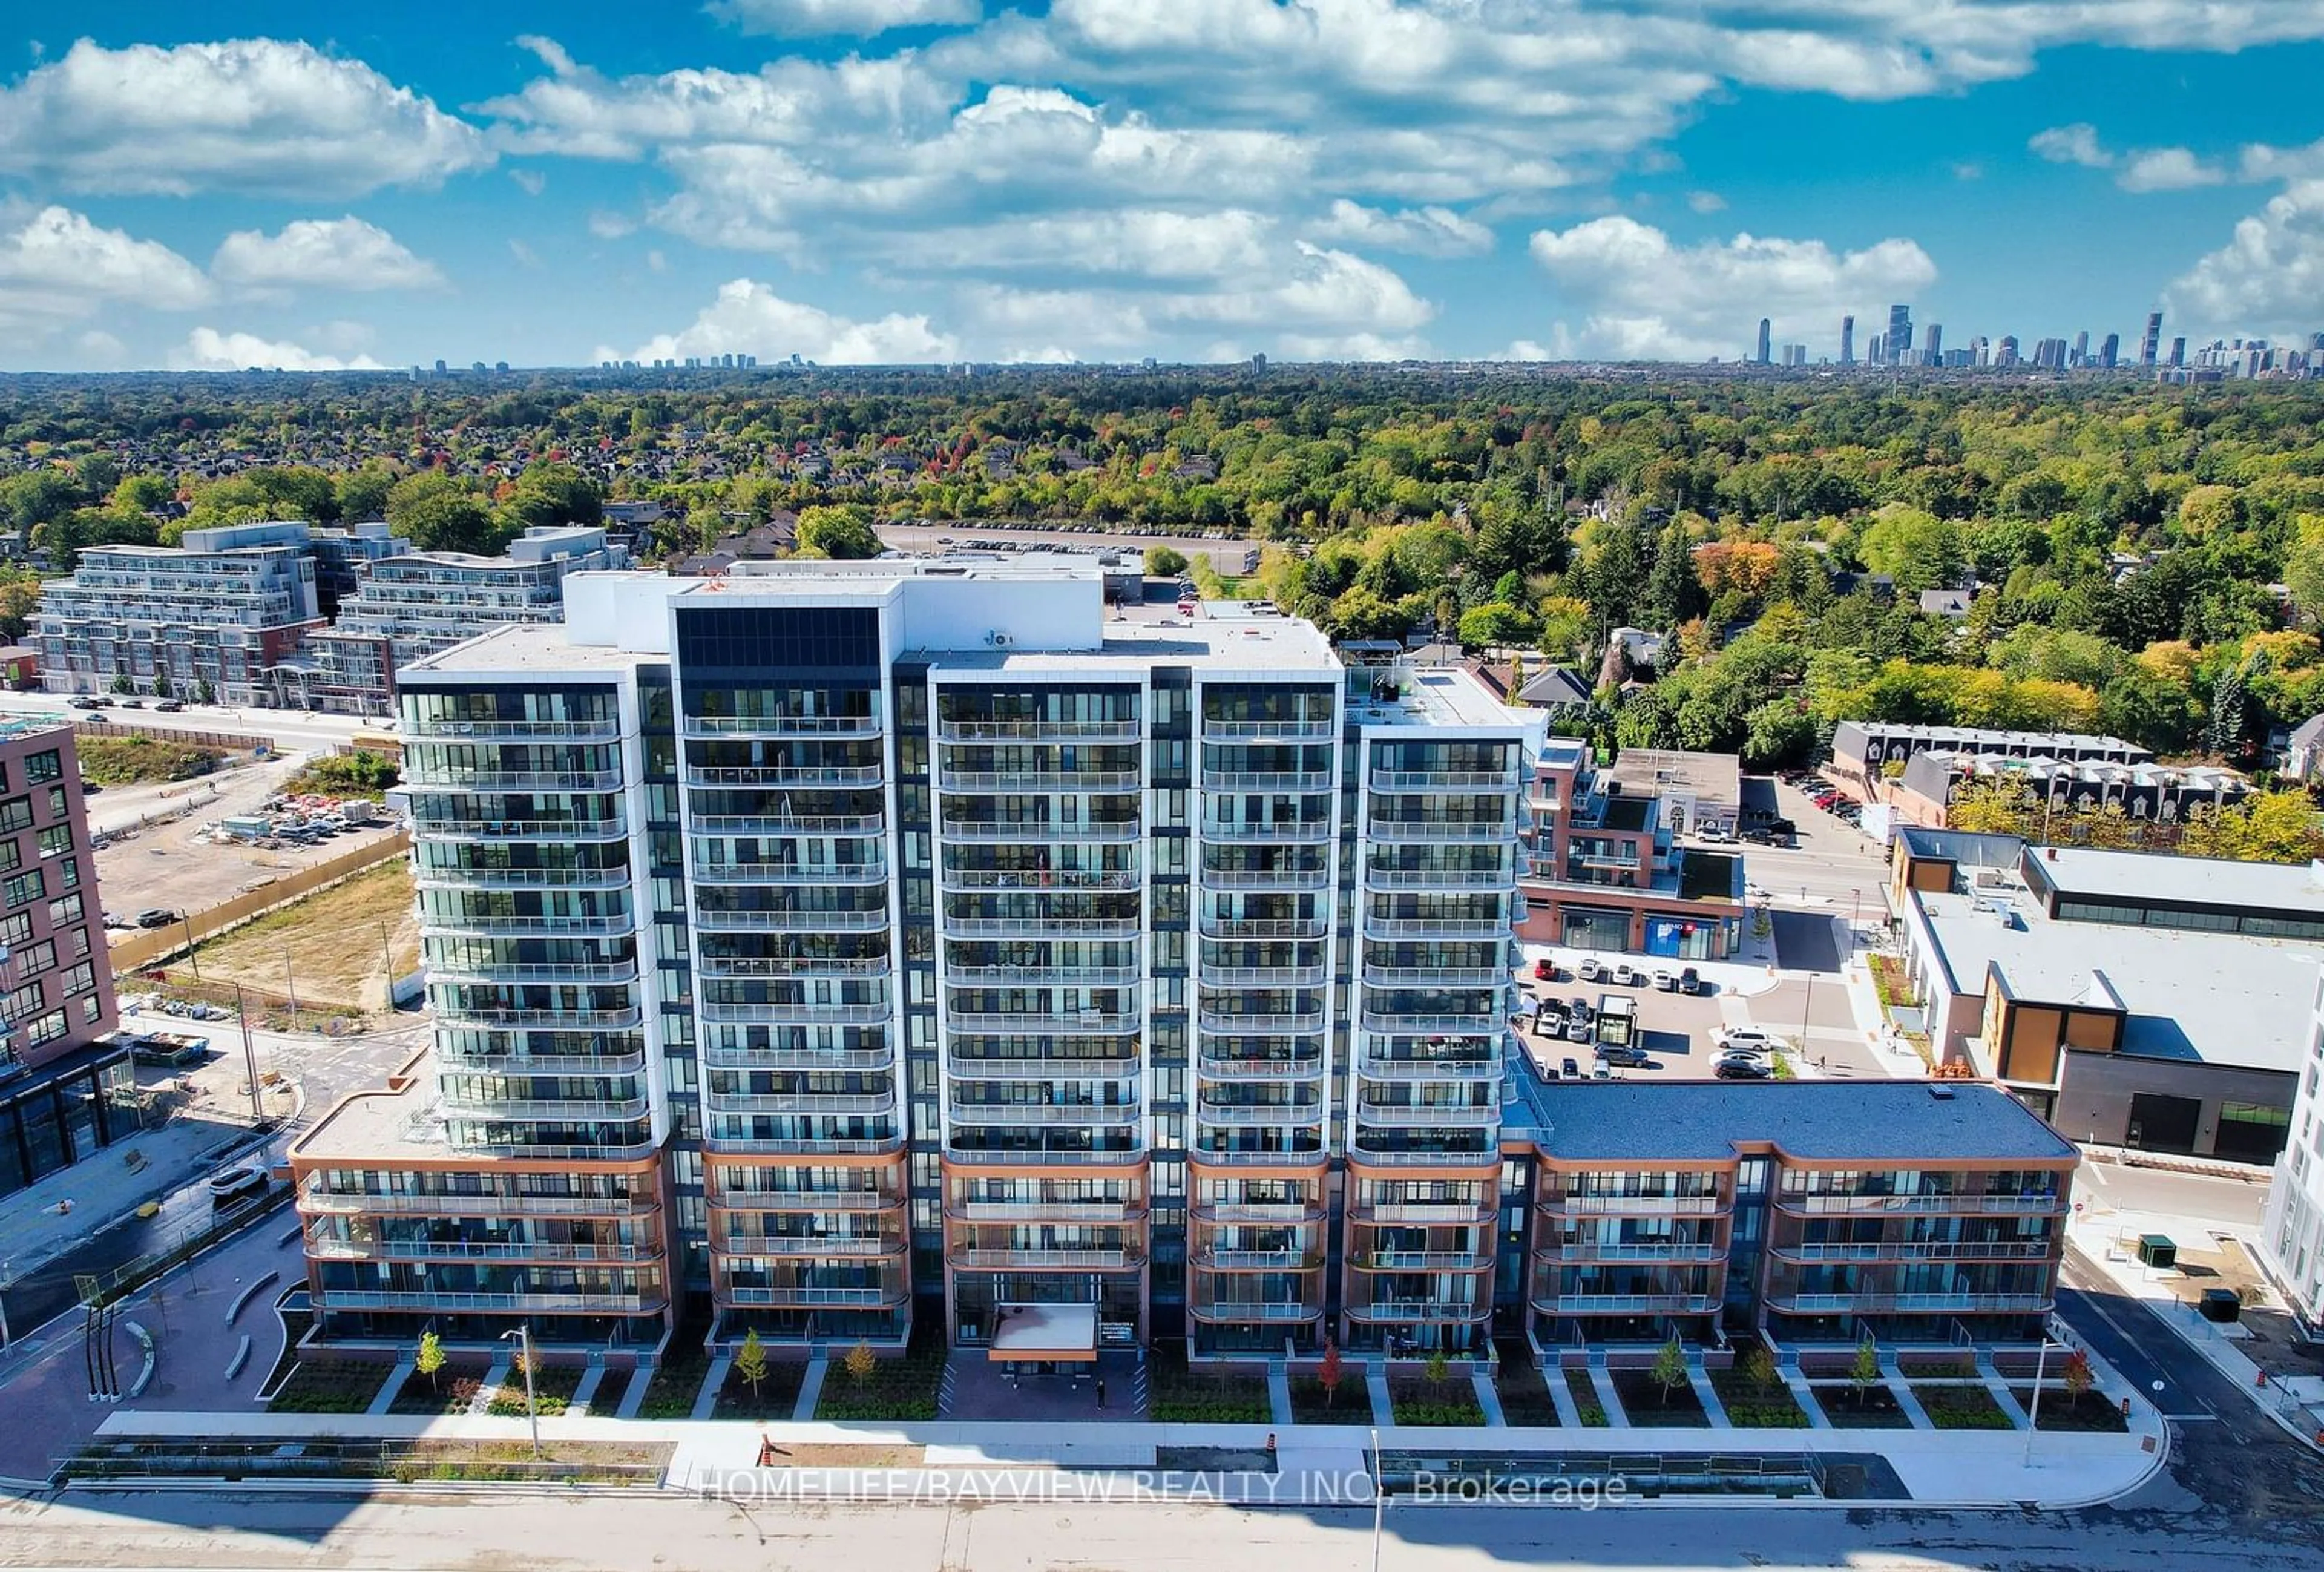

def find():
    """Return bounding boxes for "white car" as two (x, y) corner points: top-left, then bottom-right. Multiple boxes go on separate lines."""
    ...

(1745, 883), (1773, 903)
(1610, 962), (1647, 987)
(1713, 1027), (1776, 1056)
(1576, 956), (1606, 982)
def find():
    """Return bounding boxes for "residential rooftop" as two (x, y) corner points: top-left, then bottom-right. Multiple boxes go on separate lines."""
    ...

(1917, 884), (2317, 1074)
(2026, 843), (2324, 917)
(1501, 1077), (2076, 1163)
(1834, 719), (2148, 755)
(1603, 747), (1742, 807)
(290, 1050), (455, 1160)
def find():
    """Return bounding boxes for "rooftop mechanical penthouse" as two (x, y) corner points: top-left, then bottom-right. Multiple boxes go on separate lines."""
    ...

(290, 561), (1546, 1361)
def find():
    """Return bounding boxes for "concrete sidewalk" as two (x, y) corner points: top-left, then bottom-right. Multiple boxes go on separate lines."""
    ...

(93, 1407), (2167, 1511)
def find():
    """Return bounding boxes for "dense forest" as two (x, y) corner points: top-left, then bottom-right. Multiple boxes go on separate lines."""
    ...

(5, 366), (2324, 771)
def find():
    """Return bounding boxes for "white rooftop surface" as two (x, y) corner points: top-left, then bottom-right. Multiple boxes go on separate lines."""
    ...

(1919, 887), (2319, 1074)
(405, 619), (643, 676)
(2032, 844), (2324, 916)
(987, 1303), (1097, 1361)
(926, 599), (1340, 673)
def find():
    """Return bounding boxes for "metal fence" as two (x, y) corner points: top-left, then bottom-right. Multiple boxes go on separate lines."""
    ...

(63, 1436), (668, 1487)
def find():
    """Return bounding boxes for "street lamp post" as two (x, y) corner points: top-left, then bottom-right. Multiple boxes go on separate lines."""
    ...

(2021, 1338), (2060, 1467)
(1370, 1424), (1384, 1572)
(503, 1325), (540, 1459)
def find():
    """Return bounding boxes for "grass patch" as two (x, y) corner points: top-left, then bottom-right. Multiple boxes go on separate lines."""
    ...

(1816, 1383), (1913, 1429)
(586, 1367), (634, 1415)
(1388, 1376), (1485, 1427)
(1287, 1375), (1371, 1424)
(488, 1362), (585, 1418)
(187, 858), (419, 1011)
(715, 1358), (807, 1421)
(2014, 1389), (2129, 1432)
(1915, 1383), (2013, 1430)
(77, 734), (224, 786)
(1151, 1352), (1272, 1424)
(814, 1330), (945, 1422)
(1610, 1369), (1710, 1428)
(1563, 1368), (1609, 1427)
(1709, 1367), (1810, 1428)
(635, 1352), (712, 1420)
(1897, 1353), (1977, 1380)
(389, 1362), (488, 1416)
(280, 749), (399, 801)
(1491, 1341), (1562, 1427)
(266, 1358), (390, 1415)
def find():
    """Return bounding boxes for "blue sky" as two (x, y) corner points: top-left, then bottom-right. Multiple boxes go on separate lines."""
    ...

(4, 2), (2324, 370)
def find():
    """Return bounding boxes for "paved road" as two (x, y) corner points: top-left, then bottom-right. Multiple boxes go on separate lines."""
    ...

(0, 694), (373, 756)
(0, 1483), (2318, 1571)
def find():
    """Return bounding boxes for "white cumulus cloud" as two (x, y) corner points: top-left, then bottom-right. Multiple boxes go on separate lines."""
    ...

(1528, 215), (1936, 361)
(2116, 147), (2228, 192)
(211, 217), (444, 294)
(2164, 179), (2324, 339)
(0, 204), (211, 332)
(1307, 199), (1491, 257)
(709, 0), (983, 34)
(0, 38), (491, 197)
(603, 277), (959, 364)
(2030, 122), (2111, 168)
(170, 326), (386, 372)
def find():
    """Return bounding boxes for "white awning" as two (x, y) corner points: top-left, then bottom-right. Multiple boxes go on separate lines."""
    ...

(986, 1303), (1098, 1363)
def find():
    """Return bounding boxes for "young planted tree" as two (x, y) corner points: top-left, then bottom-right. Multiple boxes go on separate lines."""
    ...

(415, 1330), (445, 1393)
(1849, 1332), (1880, 1409)
(1423, 1349), (1451, 1387)
(1318, 1340), (1344, 1409)
(844, 1338), (878, 1387)
(2061, 1348), (2094, 1410)
(1650, 1334), (1689, 1403)
(734, 1328), (769, 1398)
(1739, 1344), (1778, 1391)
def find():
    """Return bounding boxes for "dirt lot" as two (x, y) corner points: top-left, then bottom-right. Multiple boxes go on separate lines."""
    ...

(169, 858), (422, 1013)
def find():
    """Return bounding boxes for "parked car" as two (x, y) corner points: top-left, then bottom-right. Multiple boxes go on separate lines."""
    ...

(1564, 1015), (1593, 1044)
(207, 1164), (269, 1205)
(1532, 998), (1569, 1032)
(1715, 1059), (1774, 1080)
(67, 696), (102, 710)
(1532, 956), (1557, 981)
(154, 699), (183, 712)
(1560, 1057), (1581, 1080)
(1576, 956), (1605, 982)
(1713, 1027), (1776, 1055)
(134, 907), (182, 928)
(1598, 1044), (1650, 1067)
(1678, 967), (1702, 995)
(91, 696), (114, 708)
(1652, 969), (1679, 992)
(1609, 962), (1647, 987)
(1695, 823), (1733, 843)
(120, 698), (144, 708)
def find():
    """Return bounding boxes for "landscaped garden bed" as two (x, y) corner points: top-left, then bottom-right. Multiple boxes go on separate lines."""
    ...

(1610, 1369), (1710, 1427)
(266, 1359), (390, 1415)
(1563, 1368), (1609, 1427)
(1492, 1361), (1564, 1427)
(1816, 1383), (1914, 1429)
(585, 1368), (634, 1415)
(1897, 1353), (1977, 1380)
(1287, 1375), (1372, 1424)
(1149, 1349), (1270, 1423)
(388, 1361), (489, 1416)
(1387, 1376), (1485, 1427)
(1914, 1383), (2014, 1430)
(634, 1353), (712, 1420)
(714, 1358), (807, 1421)
(2013, 1388), (2129, 1432)
(488, 1363), (585, 1418)
(1709, 1366), (1809, 1427)
(815, 1332), (946, 1422)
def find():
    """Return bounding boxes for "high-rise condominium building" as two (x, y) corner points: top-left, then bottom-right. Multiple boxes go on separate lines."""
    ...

(2141, 312), (2164, 367)
(290, 563), (1542, 1361)
(1886, 304), (1912, 365)
(1839, 315), (1854, 364)
(1755, 319), (1771, 365)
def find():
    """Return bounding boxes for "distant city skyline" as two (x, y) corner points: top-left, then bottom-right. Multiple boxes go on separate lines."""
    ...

(1742, 301), (2322, 378)
(4, 8), (2324, 371)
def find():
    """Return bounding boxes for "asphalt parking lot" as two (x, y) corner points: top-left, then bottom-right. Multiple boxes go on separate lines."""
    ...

(1511, 961), (1744, 1080)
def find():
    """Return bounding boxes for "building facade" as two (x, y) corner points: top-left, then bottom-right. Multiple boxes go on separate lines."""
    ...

(1828, 722), (2149, 801)
(35, 522), (322, 705)
(303, 526), (630, 715)
(1888, 752), (2248, 836)
(2259, 967), (2324, 1325)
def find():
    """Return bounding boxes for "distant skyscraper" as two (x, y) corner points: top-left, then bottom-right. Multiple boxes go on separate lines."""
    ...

(2072, 331), (2089, 366)
(1923, 324), (1943, 366)
(1756, 318), (1771, 364)
(1868, 332), (1885, 364)
(1886, 304), (1912, 364)
(2099, 332), (2121, 369)
(1840, 315), (1855, 364)
(2141, 312), (2164, 367)
(2169, 337), (2187, 368)
(1996, 335), (2020, 368)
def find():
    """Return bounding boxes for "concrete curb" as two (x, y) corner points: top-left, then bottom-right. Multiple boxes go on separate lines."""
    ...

(225, 1334), (251, 1381)
(226, 1269), (278, 1328)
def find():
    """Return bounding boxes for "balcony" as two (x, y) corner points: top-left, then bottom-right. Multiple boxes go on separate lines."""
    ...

(948, 1100), (1141, 1126)
(438, 1094), (651, 1123)
(947, 964), (1140, 987)
(683, 763), (885, 789)
(1763, 1291), (2055, 1315)
(416, 864), (631, 892)
(1367, 818), (1519, 844)
(720, 1283), (909, 1308)
(1195, 1102), (1325, 1127)
(1531, 1292), (1719, 1316)
(1362, 864), (1512, 892)
(940, 867), (1138, 893)
(1370, 769), (1521, 791)
(317, 1288), (667, 1314)
(936, 719), (1142, 742)
(1361, 913), (1515, 941)
(1196, 916), (1329, 940)
(1192, 1200), (1327, 1224)
(943, 916), (1142, 938)
(407, 717), (623, 742)
(698, 1000), (892, 1026)
(415, 816), (629, 844)
(953, 1248), (1143, 1270)
(701, 1133), (905, 1157)
(942, 770), (1143, 792)
(1345, 1141), (1498, 1168)
(1197, 820), (1333, 844)
(700, 1045), (893, 1072)
(300, 1186), (657, 1218)
(1195, 1008), (1326, 1035)
(1201, 717), (1336, 740)
(703, 1090), (898, 1117)
(692, 907), (890, 933)
(1541, 1194), (1729, 1217)
(1351, 1251), (1491, 1272)
(432, 1007), (645, 1031)
(1773, 1192), (2068, 1217)
(694, 861), (889, 886)
(1197, 1054), (1326, 1081)
(683, 714), (882, 740)
(1347, 1200), (1494, 1224)
(424, 912), (637, 939)
(944, 1054), (1140, 1080)
(714, 1188), (904, 1213)
(424, 959), (639, 986)
(1187, 1298), (1324, 1324)
(1200, 770), (1334, 792)
(305, 1235), (655, 1265)
(720, 1235), (905, 1258)
(691, 814), (887, 838)
(941, 820), (1142, 843)
(1356, 1010), (1505, 1036)
(1765, 1239), (2061, 1263)
(1199, 963), (1330, 987)
(947, 1199), (1147, 1223)
(1199, 866), (1333, 891)
(946, 1008), (1139, 1032)
(404, 769), (625, 793)
(1344, 1299), (1491, 1324)
(696, 955), (890, 981)
(1195, 1249), (1318, 1271)
(1355, 1053), (1499, 1081)
(1539, 1241), (1727, 1265)
(1362, 965), (1509, 987)
(943, 1144), (1147, 1167)
(435, 1048), (650, 1077)
(1355, 1102), (1499, 1128)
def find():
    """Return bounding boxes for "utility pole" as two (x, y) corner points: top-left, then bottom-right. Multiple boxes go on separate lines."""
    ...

(504, 1325), (541, 1458)
(1370, 1424), (1385, 1572)
(2022, 1337), (2057, 1467)
(378, 921), (395, 1011)
(182, 913), (200, 981)
(283, 949), (298, 1033)
(233, 983), (262, 1122)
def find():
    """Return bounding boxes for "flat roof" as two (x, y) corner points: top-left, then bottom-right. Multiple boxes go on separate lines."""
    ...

(1503, 1079), (2075, 1163)
(1919, 886), (2316, 1074)
(987, 1303), (1097, 1362)
(1603, 748), (1742, 807)
(404, 621), (642, 677)
(926, 600), (1340, 674)
(2027, 844), (2324, 916)
(290, 1050), (454, 1160)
